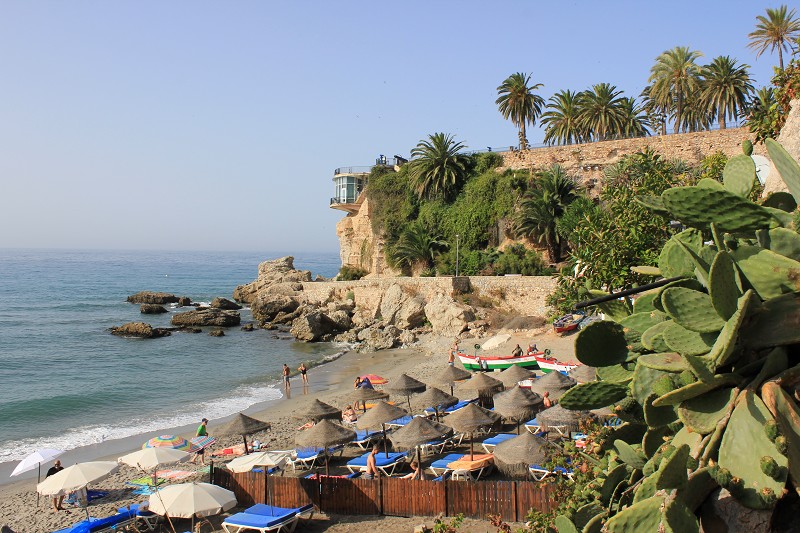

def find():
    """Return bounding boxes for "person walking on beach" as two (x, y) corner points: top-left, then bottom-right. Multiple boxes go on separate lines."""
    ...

(448, 341), (457, 366)
(191, 418), (209, 465)
(365, 445), (380, 479)
(283, 364), (291, 390)
(298, 362), (309, 385)
(46, 460), (65, 512)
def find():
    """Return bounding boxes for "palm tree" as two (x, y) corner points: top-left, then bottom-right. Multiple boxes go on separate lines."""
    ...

(618, 97), (651, 138)
(700, 56), (755, 129)
(496, 72), (545, 150)
(677, 93), (714, 132)
(408, 133), (470, 200)
(747, 5), (800, 70)
(514, 165), (578, 263)
(541, 90), (587, 145)
(648, 46), (703, 133)
(576, 83), (627, 141)
(387, 223), (449, 271)
(640, 86), (668, 136)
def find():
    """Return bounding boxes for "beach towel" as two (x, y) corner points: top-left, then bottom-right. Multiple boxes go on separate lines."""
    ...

(155, 469), (194, 480)
(128, 476), (166, 487)
(446, 454), (494, 471)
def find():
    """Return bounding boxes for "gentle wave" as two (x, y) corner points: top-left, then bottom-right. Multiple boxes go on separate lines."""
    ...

(0, 382), (283, 463)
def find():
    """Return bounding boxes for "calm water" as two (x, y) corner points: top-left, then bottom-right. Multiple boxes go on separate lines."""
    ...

(0, 248), (341, 463)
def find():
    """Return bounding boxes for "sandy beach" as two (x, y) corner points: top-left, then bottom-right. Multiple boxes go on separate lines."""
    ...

(0, 325), (576, 533)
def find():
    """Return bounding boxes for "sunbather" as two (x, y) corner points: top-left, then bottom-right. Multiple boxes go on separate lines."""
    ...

(342, 405), (358, 423)
(402, 461), (425, 480)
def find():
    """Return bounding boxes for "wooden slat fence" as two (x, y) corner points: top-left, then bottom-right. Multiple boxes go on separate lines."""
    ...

(212, 467), (555, 522)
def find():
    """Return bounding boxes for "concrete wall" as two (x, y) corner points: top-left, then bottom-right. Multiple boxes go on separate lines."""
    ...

(301, 275), (558, 318)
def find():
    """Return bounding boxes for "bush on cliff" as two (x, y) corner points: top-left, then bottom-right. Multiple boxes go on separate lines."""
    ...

(337, 265), (367, 281)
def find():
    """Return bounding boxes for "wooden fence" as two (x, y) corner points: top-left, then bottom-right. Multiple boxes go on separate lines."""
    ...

(212, 468), (555, 522)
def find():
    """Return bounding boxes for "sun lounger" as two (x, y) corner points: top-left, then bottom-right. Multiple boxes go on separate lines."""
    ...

(52, 508), (138, 533)
(529, 464), (575, 481)
(345, 451), (407, 476)
(481, 433), (516, 453)
(427, 453), (464, 477)
(117, 504), (159, 531)
(221, 508), (299, 533)
(290, 447), (340, 471)
(418, 436), (451, 456)
(246, 503), (314, 520)
(424, 398), (477, 417)
(385, 415), (414, 429)
(447, 454), (494, 481)
(604, 416), (623, 427)
(351, 429), (382, 449)
(524, 418), (541, 434)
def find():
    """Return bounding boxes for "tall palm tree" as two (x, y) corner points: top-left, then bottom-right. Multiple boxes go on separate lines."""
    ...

(387, 223), (449, 271)
(648, 46), (703, 133)
(701, 56), (755, 129)
(408, 133), (470, 200)
(640, 86), (668, 136)
(576, 83), (627, 141)
(541, 90), (587, 145)
(747, 5), (800, 70)
(677, 93), (714, 133)
(496, 72), (545, 150)
(514, 165), (578, 263)
(618, 97), (651, 138)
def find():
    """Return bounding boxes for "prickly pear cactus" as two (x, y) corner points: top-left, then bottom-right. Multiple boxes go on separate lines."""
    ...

(553, 140), (800, 528)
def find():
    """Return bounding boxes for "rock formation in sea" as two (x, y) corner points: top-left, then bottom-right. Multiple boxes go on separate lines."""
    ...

(140, 304), (168, 314)
(210, 297), (242, 310)
(110, 322), (171, 338)
(126, 291), (180, 304)
(171, 308), (241, 327)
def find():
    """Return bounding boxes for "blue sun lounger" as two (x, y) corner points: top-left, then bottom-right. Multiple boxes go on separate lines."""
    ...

(52, 507), (137, 533)
(427, 453), (464, 477)
(529, 464), (575, 481)
(385, 415), (414, 428)
(221, 506), (299, 533)
(481, 433), (517, 453)
(290, 446), (341, 470)
(424, 398), (477, 417)
(345, 451), (407, 476)
(524, 418), (541, 433)
(351, 429), (382, 449)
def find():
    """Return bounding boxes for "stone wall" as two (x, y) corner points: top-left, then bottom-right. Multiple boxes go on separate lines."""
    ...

(301, 275), (557, 318)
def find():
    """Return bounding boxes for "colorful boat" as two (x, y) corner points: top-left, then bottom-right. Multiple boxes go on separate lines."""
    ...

(534, 355), (579, 373)
(553, 313), (584, 334)
(455, 350), (543, 371)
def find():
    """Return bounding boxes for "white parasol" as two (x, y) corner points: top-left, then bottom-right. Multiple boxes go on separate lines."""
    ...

(37, 461), (119, 497)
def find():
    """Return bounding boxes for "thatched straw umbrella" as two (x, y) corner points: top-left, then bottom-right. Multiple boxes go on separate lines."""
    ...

(498, 364), (536, 389)
(492, 386), (544, 433)
(293, 399), (341, 422)
(356, 401), (408, 457)
(389, 417), (453, 464)
(217, 413), (271, 455)
(351, 387), (389, 412)
(437, 365), (472, 395)
(528, 371), (577, 401)
(387, 373), (427, 412)
(413, 387), (458, 421)
(295, 420), (356, 475)
(568, 365), (597, 384)
(537, 404), (596, 435)
(444, 403), (501, 460)
(458, 372), (504, 407)
(493, 432), (552, 479)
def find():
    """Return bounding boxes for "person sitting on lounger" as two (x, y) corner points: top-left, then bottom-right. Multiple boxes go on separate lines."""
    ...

(342, 405), (358, 423)
(364, 445), (380, 479)
(542, 391), (553, 408)
(402, 461), (425, 480)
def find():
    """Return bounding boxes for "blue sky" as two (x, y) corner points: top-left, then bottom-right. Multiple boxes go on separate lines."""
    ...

(0, 1), (783, 253)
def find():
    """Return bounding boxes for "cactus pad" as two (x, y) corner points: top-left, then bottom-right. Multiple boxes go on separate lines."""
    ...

(575, 320), (630, 367)
(658, 230), (704, 278)
(661, 321), (716, 356)
(697, 177), (725, 189)
(634, 194), (671, 216)
(613, 440), (646, 470)
(560, 381), (630, 410)
(761, 382), (800, 494)
(632, 364), (672, 405)
(632, 290), (659, 313)
(661, 287), (724, 333)
(643, 426), (673, 457)
(661, 186), (779, 232)
(655, 443), (689, 490)
(761, 191), (797, 212)
(638, 352), (687, 372)
(708, 251), (742, 321)
(630, 265), (661, 277)
(652, 373), (741, 407)
(588, 289), (632, 321)
(640, 321), (673, 352)
(742, 139), (753, 156)
(761, 227), (800, 261)
(766, 138), (800, 203)
(677, 387), (735, 434)
(731, 245), (800, 300)
(708, 290), (754, 367)
(722, 154), (756, 197)
(600, 464), (629, 506)
(554, 516), (579, 533)
(604, 496), (665, 532)
(742, 293), (800, 350)
(644, 393), (678, 428)
(596, 363), (635, 383)
(718, 391), (789, 509)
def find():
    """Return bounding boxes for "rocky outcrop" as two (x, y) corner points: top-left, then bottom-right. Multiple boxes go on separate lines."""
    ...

(357, 324), (402, 351)
(379, 284), (427, 330)
(233, 257), (312, 304)
(171, 308), (241, 327)
(424, 294), (475, 337)
(251, 294), (299, 323)
(290, 311), (341, 342)
(177, 296), (192, 306)
(111, 322), (171, 338)
(140, 304), (168, 314)
(127, 291), (179, 304)
(209, 329), (225, 337)
(765, 98), (800, 196)
(211, 297), (242, 310)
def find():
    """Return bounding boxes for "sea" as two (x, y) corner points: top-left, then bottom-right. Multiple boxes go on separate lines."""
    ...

(0, 248), (342, 468)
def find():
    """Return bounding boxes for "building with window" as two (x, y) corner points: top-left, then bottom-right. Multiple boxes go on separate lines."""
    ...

(330, 155), (406, 214)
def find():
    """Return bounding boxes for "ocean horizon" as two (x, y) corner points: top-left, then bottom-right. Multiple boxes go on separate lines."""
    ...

(0, 248), (342, 465)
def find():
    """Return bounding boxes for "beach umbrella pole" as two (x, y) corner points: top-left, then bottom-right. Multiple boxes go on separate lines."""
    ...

(382, 424), (388, 458)
(37, 463), (40, 506)
(242, 435), (249, 455)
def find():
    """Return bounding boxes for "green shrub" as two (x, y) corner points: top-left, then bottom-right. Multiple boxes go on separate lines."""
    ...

(493, 244), (551, 275)
(337, 265), (367, 281)
(470, 151), (504, 173)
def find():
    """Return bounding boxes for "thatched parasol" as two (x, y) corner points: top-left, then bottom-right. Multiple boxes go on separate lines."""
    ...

(293, 399), (342, 422)
(568, 365), (597, 384)
(356, 401), (408, 457)
(492, 386), (544, 433)
(217, 413), (271, 455)
(444, 403), (501, 459)
(295, 420), (356, 475)
(351, 387), (389, 412)
(413, 387), (458, 421)
(528, 371), (577, 401)
(498, 365), (536, 389)
(387, 373), (427, 412)
(389, 417), (453, 464)
(457, 372), (504, 402)
(537, 404), (596, 434)
(493, 432), (552, 479)
(437, 365), (472, 395)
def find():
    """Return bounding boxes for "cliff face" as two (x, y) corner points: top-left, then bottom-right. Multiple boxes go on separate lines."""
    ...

(336, 128), (763, 273)
(765, 99), (800, 196)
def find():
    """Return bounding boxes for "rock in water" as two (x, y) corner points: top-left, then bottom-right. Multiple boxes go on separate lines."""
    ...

(127, 291), (180, 304)
(177, 296), (192, 306)
(171, 308), (241, 327)
(209, 329), (225, 337)
(140, 304), (168, 314)
(110, 322), (171, 338)
(232, 256), (312, 304)
(211, 297), (242, 310)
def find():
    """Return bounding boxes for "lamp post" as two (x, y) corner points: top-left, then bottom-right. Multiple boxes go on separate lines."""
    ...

(455, 234), (460, 277)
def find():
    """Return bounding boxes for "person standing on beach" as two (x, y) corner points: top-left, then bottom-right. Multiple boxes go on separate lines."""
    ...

(283, 364), (291, 390)
(191, 418), (209, 465)
(365, 445), (380, 479)
(46, 460), (65, 512)
(298, 362), (309, 385)
(449, 341), (457, 366)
